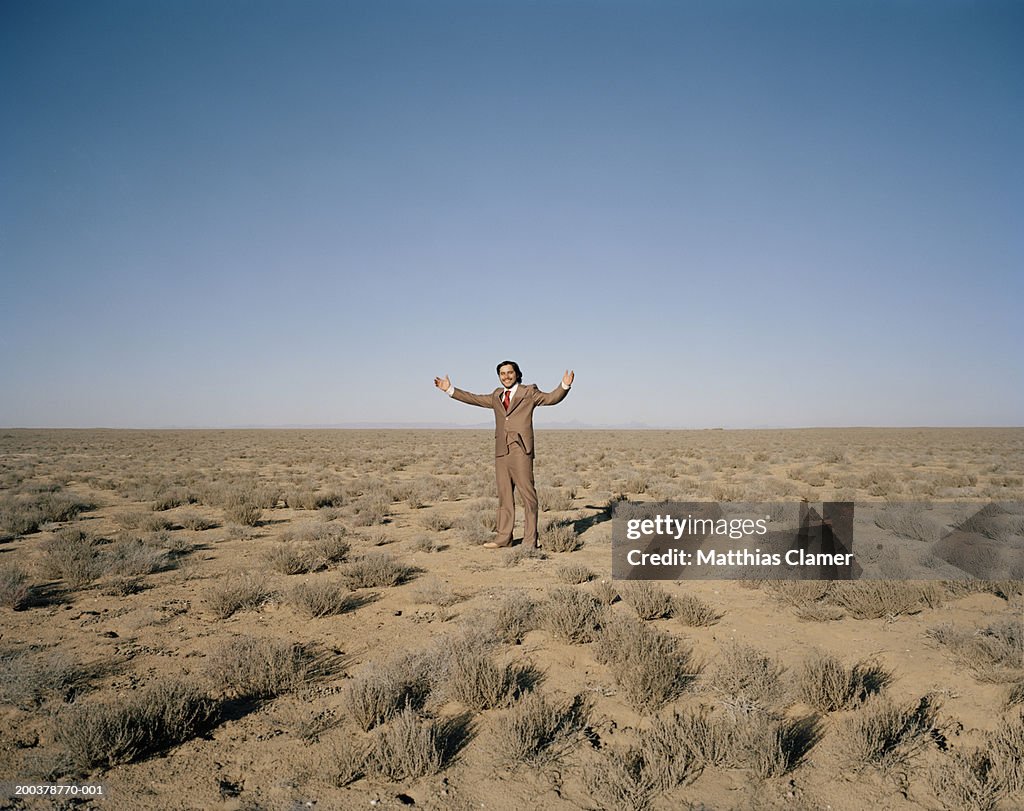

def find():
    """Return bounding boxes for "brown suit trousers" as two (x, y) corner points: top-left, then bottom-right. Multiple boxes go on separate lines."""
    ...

(451, 383), (569, 547)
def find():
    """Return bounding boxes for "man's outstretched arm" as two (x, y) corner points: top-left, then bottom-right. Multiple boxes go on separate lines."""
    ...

(536, 369), (574, 405)
(434, 374), (494, 408)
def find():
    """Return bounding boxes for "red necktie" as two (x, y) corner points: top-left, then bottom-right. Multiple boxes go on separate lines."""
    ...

(503, 390), (510, 410)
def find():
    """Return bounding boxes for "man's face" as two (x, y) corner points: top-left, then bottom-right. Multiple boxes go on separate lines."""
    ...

(498, 364), (518, 389)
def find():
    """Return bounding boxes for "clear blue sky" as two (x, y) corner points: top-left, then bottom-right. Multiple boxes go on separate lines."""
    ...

(2, 1), (1021, 428)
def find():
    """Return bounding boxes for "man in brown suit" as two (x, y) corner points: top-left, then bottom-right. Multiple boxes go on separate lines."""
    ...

(435, 361), (574, 549)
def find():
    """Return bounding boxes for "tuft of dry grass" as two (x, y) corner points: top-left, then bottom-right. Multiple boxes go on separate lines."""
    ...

(264, 542), (319, 575)
(0, 648), (87, 709)
(222, 489), (263, 526)
(540, 519), (582, 552)
(584, 744), (664, 811)
(621, 582), (675, 620)
(591, 580), (619, 605)
(179, 511), (217, 531)
(206, 636), (320, 699)
(56, 679), (216, 772)
(342, 553), (415, 588)
(556, 563), (594, 584)
(842, 694), (940, 771)
(42, 528), (105, 588)
(324, 733), (367, 786)
(592, 613), (696, 713)
(874, 505), (943, 542)
(928, 620), (1023, 683)
(710, 641), (787, 712)
(798, 649), (892, 712)
(541, 587), (604, 644)
(489, 591), (538, 644)
(829, 580), (943, 619)
(0, 564), (32, 610)
(438, 637), (523, 711)
(367, 704), (449, 780)
(345, 655), (432, 732)
(287, 579), (360, 617)
(674, 593), (722, 626)
(492, 691), (590, 767)
(0, 488), (93, 538)
(205, 573), (273, 619)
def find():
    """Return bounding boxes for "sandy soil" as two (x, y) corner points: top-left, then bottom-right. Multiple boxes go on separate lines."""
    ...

(1, 428), (1021, 811)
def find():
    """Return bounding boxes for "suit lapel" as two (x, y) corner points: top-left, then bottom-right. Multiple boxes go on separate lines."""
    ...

(507, 385), (527, 414)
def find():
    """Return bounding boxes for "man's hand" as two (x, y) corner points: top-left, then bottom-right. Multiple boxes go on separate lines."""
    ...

(434, 375), (451, 392)
(562, 369), (574, 387)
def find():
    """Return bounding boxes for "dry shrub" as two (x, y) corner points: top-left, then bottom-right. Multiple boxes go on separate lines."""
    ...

(583, 576), (614, 604)
(798, 650), (892, 712)
(740, 712), (822, 778)
(539, 487), (574, 512)
(287, 488), (347, 510)
(438, 637), (522, 710)
(829, 580), (943, 619)
(42, 528), (105, 588)
(179, 511), (217, 531)
(990, 709), (1024, 794)
(621, 582), (675, 620)
(205, 573), (272, 619)
(324, 733), (367, 786)
(342, 553), (415, 588)
(766, 579), (832, 603)
(930, 748), (1008, 811)
(842, 694), (940, 771)
(541, 587), (604, 644)
(420, 513), (452, 532)
(0, 564), (32, 610)
(0, 648), (86, 709)
(265, 543), (319, 575)
(710, 641), (787, 712)
(557, 563), (594, 584)
(593, 614), (696, 713)
(874, 505), (943, 542)
(412, 534), (440, 553)
(288, 580), (359, 617)
(367, 705), (447, 780)
(222, 489), (263, 526)
(585, 744), (666, 811)
(492, 691), (590, 766)
(206, 636), (317, 699)
(105, 538), (169, 576)
(0, 489), (93, 537)
(101, 576), (144, 597)
(455, 512), (494, 545)
(56, 679), (215, 771)
(651, 704), (819, 777)
(352, 495), (389, 526)
(490, 591), (538, 644)
(928, 620), (1023, 683)
(1007, 681), (1024, 709)
(345, 656), (432, 732)
(660, 705), (738, 767)
(540, 519), (582, 552)
(503, 546), (546, 566)
(675, 593), (722, 626)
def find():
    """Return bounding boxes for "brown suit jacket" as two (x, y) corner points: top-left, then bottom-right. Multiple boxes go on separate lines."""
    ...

(452, 383), (569, 457)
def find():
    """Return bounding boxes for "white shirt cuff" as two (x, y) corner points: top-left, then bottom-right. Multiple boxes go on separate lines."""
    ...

(446, 383), (456, 397)
(561, 382), (570, 390)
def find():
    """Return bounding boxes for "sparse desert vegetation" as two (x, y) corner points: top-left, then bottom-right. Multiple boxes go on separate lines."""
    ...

(0, 427), (1021, 809)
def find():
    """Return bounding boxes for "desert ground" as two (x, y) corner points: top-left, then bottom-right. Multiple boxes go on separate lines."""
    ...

(1, 428), (1022, 811)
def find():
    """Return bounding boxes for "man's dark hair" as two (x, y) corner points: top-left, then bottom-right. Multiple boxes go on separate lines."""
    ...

(496, 360), (523, 384)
